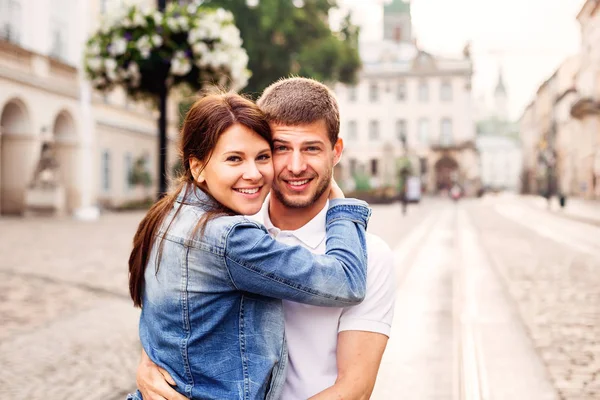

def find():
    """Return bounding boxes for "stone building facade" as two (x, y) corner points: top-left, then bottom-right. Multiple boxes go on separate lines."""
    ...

(334, 0), (480, 196)
(0, 0), (179, 217)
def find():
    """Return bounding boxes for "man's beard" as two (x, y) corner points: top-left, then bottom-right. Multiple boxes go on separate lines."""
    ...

(272, 171), (331, 209)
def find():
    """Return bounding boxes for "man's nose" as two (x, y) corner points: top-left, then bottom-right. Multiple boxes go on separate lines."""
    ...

(242, 162), (262, 181)
(288, 151), (307, 175)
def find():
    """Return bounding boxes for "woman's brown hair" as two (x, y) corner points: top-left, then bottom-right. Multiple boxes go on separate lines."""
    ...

(129, 92), (272, 307)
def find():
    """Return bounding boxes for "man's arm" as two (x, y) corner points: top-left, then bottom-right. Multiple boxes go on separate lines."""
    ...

(311, 234), (396, 400)
(136, 349), (188, 400)
(309, 331), (388, 400)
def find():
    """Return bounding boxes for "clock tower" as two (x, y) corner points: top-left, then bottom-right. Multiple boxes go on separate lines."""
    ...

(383, 0), (412, 44)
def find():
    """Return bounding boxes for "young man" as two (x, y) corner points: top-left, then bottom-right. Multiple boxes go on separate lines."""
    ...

(136, 78), (396, 399)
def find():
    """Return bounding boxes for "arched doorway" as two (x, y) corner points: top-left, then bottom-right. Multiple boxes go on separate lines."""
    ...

(0, 99), (34, 215)
(52, 111), (79, 212)
(434, 155), (459, 192)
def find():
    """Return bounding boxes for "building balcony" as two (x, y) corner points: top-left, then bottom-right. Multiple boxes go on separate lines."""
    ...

(430, 139), (477, 152)
(570, 96), (600, 119)
(0, 38), (79, 98)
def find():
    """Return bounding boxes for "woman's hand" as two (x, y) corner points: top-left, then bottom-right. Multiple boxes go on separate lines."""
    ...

(329, 178), (345, 200)
(137, 349), (188, 400)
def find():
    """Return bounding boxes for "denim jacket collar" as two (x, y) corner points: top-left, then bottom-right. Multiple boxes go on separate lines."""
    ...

(175, 183), (218, 210)
(261, 195), (328, 249)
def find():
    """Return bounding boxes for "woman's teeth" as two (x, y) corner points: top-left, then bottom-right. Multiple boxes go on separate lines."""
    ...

(289, 179), (309, 186)
(236, 188), (259, 194)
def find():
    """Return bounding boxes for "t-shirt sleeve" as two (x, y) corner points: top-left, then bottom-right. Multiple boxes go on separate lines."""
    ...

(338, 234), (397, 337)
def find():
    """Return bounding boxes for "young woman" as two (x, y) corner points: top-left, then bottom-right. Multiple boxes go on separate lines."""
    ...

(127, 93), (370, 400)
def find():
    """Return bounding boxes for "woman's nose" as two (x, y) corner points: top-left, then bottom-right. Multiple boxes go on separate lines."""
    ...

(242, 162), (262, 181)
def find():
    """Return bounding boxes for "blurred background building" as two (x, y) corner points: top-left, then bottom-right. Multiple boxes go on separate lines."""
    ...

(520, 0), (600, 200)
(334, 0), (480, 197)
(475, 70), (522, 193)
(0, 0), (179, 217)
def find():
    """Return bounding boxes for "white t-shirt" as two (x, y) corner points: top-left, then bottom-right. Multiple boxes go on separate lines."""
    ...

(256, 200), (397, 399)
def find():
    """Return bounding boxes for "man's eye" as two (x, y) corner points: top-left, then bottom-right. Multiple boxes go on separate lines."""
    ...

(226, 156), (242, 162)
(306, 147), (320, 152)
(275, 146), (288, 152)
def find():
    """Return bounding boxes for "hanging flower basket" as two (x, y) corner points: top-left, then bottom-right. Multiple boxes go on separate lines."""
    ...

(83, 1), (250, 100)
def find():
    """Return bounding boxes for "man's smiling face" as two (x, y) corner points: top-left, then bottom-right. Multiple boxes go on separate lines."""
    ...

(270, 119), (342, 209)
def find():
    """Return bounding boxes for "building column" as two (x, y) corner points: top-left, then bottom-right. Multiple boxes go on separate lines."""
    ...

(73, 0), (99, 220)
(73, 82), (100, 220)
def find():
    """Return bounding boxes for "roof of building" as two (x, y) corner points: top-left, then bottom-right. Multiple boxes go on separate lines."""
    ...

(358, 40), (472, 75)
(476, 117), (518, 137)
(384, 0), (411, 15)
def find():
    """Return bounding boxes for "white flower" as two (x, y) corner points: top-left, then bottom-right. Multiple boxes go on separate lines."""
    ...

(109, 37), (128, 56)
(188, 27), (202, 43)
(167, 17), (179, 32)
(122, 18), (133, 28)
(152, 11), (162, 26)
(92, 76), (107, 87)
(187, 3), (199, 15)
(177, 16), (189, 31)
(191, 41), (208, 56)
(171, 50), (192, 76)
(214, 9), (234, 23)
(151, 34), (163, 47)
(220, 25), (243, 48)
(128, 62), (141, 86)
(140, 5), (153, 17)
(117, 67), (129, 80)
(133, 12), (146, 27)
(171, 58), (192, 76)
(99, 20), (112, 35)
(87, 57), (102, 72)
(105, 58), (117, 72)
(106, 68), (118, 82)
(87, 41), (101, 57)
(136, 36), (152, 58)
(128, 61), (140, 76)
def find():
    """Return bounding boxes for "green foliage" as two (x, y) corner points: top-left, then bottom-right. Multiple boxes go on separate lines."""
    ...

(201, 0), (362, 95)
(171, 158), (185, 178)
(353, 173), (371, 192)
(129, 156), (153, 188)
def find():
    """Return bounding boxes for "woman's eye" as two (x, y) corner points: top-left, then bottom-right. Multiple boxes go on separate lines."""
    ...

(257, 153), (271, 161)
(226, 156), (242, 162)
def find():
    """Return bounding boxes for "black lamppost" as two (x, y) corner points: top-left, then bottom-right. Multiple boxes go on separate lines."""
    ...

(157, 0), (168, 198)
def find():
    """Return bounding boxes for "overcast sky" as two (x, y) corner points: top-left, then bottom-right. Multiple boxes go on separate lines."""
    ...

(333, 0), (585, 119)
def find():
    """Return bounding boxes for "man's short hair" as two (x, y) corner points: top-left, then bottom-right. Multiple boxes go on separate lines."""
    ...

(257, 77), (340, 146)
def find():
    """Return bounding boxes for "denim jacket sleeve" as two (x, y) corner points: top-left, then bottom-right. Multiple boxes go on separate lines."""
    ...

(223, 199), (371, 307)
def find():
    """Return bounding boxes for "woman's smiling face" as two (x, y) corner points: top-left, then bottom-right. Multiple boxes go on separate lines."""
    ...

(192, 123), (273, 215)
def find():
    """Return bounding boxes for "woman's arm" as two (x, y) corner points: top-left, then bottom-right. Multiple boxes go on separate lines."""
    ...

(224, 199), (371, 307)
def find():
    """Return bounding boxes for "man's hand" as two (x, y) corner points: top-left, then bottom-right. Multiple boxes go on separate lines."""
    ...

(137, 349), (188, 400)
(309, 331), (388, 400)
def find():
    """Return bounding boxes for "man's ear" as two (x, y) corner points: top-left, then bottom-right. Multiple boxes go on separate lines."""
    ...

(333, 138), (344, 166)
(189, 157), (205, 183)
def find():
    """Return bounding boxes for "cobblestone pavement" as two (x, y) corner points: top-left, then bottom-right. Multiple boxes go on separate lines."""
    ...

(469, 197), (600, 400)
(373, 201), (557, 400)
(0, 212), (146, 400)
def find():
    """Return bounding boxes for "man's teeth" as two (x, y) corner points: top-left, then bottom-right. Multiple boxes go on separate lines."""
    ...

(289, 179), (309, 186)
(237, 188), (259, 194)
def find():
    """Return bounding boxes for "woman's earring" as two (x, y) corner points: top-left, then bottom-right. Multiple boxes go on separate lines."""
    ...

(196, 174), (205, 183)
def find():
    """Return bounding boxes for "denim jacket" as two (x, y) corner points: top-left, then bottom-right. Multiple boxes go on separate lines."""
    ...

(128, 186), (371, 400)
